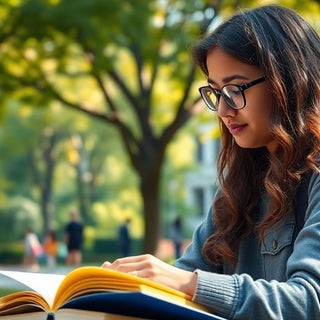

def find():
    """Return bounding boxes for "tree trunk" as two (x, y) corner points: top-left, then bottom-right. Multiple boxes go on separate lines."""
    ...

(139, 160), (162, 254)
(42, 132), (56, 235)
(76, 163), (87, 221)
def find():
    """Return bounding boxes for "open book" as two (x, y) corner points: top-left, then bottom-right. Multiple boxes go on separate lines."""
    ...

(0, 266), (226, 320)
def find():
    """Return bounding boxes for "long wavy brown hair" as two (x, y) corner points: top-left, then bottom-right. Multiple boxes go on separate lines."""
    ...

(192, 5), (320, 266)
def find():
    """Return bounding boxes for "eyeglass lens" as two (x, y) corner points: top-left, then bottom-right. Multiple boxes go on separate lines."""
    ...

(200, 76), (265, 111)
(201, 85), (244, 110)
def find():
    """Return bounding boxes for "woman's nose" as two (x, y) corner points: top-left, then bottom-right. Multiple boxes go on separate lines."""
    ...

(216, 97), (237, 118)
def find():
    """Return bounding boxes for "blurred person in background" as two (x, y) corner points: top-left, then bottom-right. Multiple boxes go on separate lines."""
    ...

(23, 227), (41, 271)
(170, 217), (184, 259)
(118, 218), (132, 257)
(64, 211), (84, 267)
(43, 230), (59, 270)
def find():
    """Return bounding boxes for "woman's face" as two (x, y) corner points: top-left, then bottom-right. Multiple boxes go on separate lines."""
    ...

(206, 47), (278, 153)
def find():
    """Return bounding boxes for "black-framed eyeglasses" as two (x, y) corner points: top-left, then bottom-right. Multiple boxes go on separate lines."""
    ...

(199, 76), (265, 111)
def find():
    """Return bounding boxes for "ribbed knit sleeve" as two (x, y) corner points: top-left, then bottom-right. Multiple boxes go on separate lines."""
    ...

(193, 270), (239, 319)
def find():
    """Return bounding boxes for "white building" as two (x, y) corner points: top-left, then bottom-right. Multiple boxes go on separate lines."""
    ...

(185, 125), (220, 225)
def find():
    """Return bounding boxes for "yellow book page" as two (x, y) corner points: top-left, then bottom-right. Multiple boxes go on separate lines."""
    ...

(1, 267), (208, 315)
(139, 284), (211, 313)
(0, 270), (64, 308)
(52, 266), (194, 311)
(0, 291), (48, 309)
(0, 311), (45, 320)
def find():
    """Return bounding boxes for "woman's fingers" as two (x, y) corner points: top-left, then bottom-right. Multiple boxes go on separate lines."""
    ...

(100, 254), (197, 296)
(101, 255), (150, 275)
(102, 254), (152, 269)
(101, 261), (111, 267)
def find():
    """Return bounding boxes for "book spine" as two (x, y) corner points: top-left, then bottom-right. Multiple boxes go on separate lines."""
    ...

(46, 313), (55, 320)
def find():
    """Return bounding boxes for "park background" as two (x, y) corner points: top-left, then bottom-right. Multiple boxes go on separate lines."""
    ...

(0, 0), (319, 267)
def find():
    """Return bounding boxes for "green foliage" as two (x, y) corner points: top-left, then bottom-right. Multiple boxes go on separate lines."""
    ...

(93, 238), (142, 255)
(0, 242), (24, 264)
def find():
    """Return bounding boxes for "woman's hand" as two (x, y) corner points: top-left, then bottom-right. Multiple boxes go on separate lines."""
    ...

(101, 254), (197, 297)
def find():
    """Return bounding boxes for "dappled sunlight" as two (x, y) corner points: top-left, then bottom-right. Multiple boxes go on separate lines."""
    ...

(119, 189), (141, 205)
(167, 135), (195, 167)
(13, 197), (42, 232)
(105, 156), (125, 181)
(93, 200), (143, 238)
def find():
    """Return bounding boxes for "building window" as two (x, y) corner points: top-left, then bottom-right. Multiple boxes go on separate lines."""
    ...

(194, 187), (205, 216)
(195, 137), (203, 163)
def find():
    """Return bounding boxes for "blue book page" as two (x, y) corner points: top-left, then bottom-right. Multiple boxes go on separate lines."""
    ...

(61, 292), (227, 320)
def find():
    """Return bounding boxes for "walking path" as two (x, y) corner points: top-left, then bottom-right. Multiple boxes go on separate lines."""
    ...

(0, 238), (190, 291)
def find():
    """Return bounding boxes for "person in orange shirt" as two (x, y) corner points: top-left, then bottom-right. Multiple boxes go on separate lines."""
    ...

(43, 230), (58, 270)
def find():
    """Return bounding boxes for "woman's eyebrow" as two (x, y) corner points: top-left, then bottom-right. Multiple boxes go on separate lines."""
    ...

(207, 74), (250, 85)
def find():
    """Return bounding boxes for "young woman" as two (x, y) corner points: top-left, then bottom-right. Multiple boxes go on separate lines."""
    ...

(102, 5), (320, 319)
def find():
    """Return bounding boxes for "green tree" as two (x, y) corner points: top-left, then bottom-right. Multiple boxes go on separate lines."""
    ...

(0, 101), (118, 236)
(0, 0), (216, 253)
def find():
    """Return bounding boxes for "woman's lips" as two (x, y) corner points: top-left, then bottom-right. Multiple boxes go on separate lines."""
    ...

(227, 123), (247, 135)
